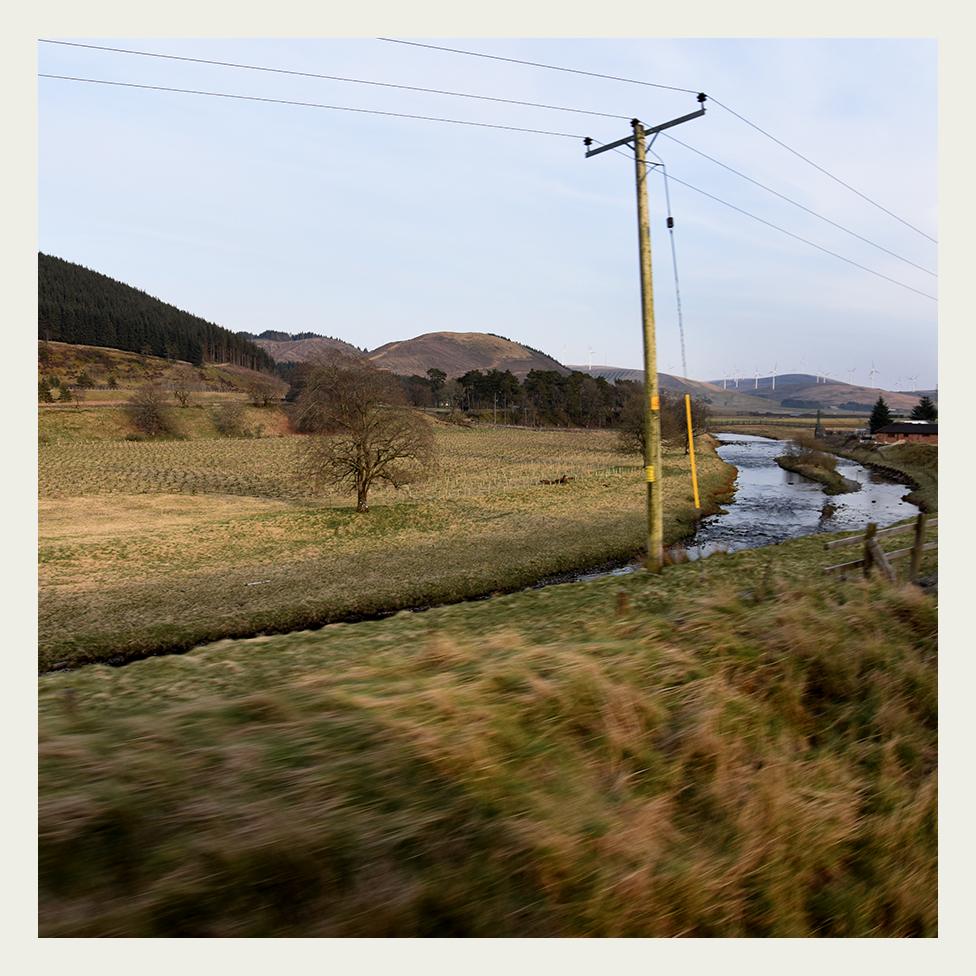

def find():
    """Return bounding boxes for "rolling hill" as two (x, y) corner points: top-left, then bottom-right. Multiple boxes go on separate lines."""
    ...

(249, 334), (365, 364)
(367, 331), (568, 378)
(706, 373), (936, 413)
(38, 253), (275, 372)
(38, 341), (288, 399)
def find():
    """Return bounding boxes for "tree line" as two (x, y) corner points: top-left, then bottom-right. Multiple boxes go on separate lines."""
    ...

(38, 253), (275, 372)
(396, 367), (638, 428)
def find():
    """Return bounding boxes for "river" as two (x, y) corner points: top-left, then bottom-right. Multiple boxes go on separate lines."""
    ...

(572, 432), (920, 582)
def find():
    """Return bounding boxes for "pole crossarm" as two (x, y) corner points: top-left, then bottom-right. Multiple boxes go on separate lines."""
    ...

(584, 104), (706, 156)
(584, 133), (635, 157)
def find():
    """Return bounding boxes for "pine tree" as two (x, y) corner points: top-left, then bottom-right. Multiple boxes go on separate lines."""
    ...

(910, 396), (937, 421)
(869, 396), (892, 433)
(38, 379), (54, 402)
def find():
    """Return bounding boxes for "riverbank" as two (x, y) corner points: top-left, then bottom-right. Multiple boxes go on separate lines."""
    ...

(39, 427), (735, 671)
(711, 423), (937, 513)
(38, 522), (938, 937)
(775, 452), (861, 495)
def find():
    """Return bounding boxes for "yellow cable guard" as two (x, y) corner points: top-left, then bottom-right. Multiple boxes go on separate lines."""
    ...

(645, 465), (655, 482)
(650, 394), (660, 411)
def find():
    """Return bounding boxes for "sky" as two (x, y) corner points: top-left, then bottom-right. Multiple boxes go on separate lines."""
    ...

(37, 37), (938, 388)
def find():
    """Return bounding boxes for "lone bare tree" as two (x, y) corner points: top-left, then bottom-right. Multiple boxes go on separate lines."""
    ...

(170, 366), (195, 408)
(295, 356), (435, 512)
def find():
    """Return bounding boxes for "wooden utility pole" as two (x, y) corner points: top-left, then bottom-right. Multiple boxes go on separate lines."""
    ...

(584, 99), (706, 571)
(632, 120), (664, 570)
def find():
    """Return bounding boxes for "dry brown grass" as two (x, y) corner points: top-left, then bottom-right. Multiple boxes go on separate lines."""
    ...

(38, 572), (937, 936)
(38, 426), (734, 668)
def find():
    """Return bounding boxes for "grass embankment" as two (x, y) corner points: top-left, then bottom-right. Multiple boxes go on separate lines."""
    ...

(775, 451), (860, 495)
(712, 423), (938, 514)
(38, 427), (734, 671)
(38, 526), (938, 937)
(39, 402), (291, 443)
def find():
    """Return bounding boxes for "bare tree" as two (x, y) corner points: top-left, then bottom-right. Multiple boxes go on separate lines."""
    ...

(245, 374), (284, 408)
(170, 366), (195, 408)
(295, 356), (436, 512)
(617, 389), (710, 455)
(126, 383), (176, 437)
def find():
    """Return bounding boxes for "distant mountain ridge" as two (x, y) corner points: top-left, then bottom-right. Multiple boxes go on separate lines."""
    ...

(247, 333), (365, 363)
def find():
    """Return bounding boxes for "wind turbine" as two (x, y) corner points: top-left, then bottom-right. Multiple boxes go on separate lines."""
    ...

(909, 374), (918, 392)
(869, 362), (879, 388)
(770, 362), (778, 392)
(847, 367), (857, 386)
(754, 366), (760, 390)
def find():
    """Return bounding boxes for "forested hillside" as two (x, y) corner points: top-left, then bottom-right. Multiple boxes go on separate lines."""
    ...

(38, 253), (275, 372)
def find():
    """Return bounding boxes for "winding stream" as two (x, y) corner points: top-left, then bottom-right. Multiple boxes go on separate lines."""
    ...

(573, 433), (920, 582)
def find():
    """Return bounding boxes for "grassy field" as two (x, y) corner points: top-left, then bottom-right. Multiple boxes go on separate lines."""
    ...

(38, 424), (735, 670)
(38, 524), (938, 937)
(713, 415), (867, 430)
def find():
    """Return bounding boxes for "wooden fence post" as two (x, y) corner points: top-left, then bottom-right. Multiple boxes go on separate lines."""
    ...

(867, 537), (897, 583)
(862, 522), (877, 578)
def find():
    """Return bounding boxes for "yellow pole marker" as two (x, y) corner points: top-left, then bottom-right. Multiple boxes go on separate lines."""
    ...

(685, 393), (700, 509)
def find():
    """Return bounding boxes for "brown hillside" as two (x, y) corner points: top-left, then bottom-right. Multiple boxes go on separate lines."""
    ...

(367, 332), (568, 378)
(782, 382), (925, 412)
(38, 341), (287, 400)
(254, 336), (364, 363)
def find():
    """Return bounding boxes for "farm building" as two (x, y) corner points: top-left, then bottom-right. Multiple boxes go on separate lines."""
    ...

(874, 421), (938, 445)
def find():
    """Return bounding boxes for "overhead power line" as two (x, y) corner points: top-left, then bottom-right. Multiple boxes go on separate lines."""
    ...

(706, 97), (938, 244)
(382, 37), (937, 245)
(378, 37), (700, 95)
(648, 150), (689, 379)
(618, 153), (937, 302)
(41, 72), (936, 302)
(37, 74), (585, 139)
(38, 38), (631, 123)
(41, 38), (936, 273)
(658, 132), (937, 277)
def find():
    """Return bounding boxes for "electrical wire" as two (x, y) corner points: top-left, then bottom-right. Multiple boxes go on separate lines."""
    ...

(589, 140), (935, 301)
(38, 39), (632, 123)
(381, 37), (936, 244)
(658, 131), (936, 276)
(706, 97), (938, 244)
(648, 148), (689, 379)
(377, 38), (700, 95)
(646, 162), (937, 301)
(37, 74), (586, 139)
(41, 72), (937, 302)
(41, 40), (937, 266)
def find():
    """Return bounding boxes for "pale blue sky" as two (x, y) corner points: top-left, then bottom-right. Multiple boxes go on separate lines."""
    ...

(38, 37), (937, 388)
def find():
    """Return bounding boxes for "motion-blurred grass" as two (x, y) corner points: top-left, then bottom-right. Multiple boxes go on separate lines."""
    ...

(38, 537), (937, 936)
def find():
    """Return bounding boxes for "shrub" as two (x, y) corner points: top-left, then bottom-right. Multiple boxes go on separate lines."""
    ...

(76, 372), (96, 389)
(212, 402), (249, 437)
(125, 384), (176, 438)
